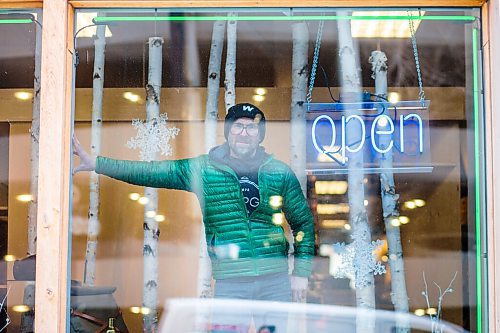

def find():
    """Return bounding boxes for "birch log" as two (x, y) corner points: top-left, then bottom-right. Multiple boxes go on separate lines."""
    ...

(337, 12), (375, 333)
(20, 15), (42, 333)
(198, 20), (225, 298)
(224, 13), (237, 112)
(289, 21), (309, 306)
(143, 37), (163, 332)
(290, 22), (308, 195)
(205, 20), (225, 153)
(84, 22), (106, 287)
(370, 50), (409, 333)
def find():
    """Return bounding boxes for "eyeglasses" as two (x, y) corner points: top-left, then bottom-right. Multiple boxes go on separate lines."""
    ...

(230, 123), (260, 136)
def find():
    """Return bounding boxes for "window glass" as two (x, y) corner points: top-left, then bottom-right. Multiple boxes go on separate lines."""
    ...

(0, 10), (42, 332)
(71, 8), (484, 333)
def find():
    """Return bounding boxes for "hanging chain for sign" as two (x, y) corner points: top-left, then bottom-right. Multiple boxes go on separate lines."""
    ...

(408, 11), (426, 105)
(307, 20), (325, 111)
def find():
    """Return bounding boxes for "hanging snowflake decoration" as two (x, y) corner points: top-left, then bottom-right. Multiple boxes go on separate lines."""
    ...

(332, 226), (386, 289)
(127, 113), (180, 162)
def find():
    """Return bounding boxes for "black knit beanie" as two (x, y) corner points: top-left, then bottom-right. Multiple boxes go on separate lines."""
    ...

(224, 103), (266, 142)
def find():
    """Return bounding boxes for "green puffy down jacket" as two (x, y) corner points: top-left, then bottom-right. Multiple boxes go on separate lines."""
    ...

(96, 153), (315, 279)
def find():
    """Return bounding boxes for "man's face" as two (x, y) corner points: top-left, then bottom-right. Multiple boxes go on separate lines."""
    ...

(227, 117), (261, 159)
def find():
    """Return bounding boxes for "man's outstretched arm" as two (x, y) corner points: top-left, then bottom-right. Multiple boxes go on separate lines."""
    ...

(73, 135), (196, 191)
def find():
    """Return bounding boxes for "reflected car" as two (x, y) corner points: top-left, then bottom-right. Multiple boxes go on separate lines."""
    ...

(158, 298), (468, 333)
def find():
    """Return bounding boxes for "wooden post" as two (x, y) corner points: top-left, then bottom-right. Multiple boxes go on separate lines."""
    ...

(20, 12), (42, 333)
(484, 1), (500, 332)
(34, 1), (73, 332)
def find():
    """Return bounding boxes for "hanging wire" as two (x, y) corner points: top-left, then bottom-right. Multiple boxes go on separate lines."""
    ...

(408, 11), (426, 105)
(306, 20), (325, 111)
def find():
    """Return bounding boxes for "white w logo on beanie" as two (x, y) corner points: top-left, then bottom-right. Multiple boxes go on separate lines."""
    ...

(242, 105), (254, 112)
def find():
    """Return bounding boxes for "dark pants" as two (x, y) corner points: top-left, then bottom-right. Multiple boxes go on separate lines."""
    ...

(210, 272), (291, 332)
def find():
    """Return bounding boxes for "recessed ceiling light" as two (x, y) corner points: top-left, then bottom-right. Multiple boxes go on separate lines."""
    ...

(14, 91), (32, 100)
(399, 216), (410, 224)
(154, 215), (165, 222)
(252, 94), (265, 102)
(123, 92), (141, 103)
(255, 88), (267, 96)
(16, 194), (32, 202)
(138, 197), (149, 205)
(315, 181), (348, 195)
(388, 92), (400, 104)
(414, 199), (426, 207)
(129, 193), (141, 201)
(12, 305), (30, 313)
(4, 254), (16, 262)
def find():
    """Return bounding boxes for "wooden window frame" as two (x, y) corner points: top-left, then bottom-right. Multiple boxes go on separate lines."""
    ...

(2, 0), (497, 332)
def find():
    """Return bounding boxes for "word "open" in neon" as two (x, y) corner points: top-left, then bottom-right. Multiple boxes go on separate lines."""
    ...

(311, 114), (424, 164)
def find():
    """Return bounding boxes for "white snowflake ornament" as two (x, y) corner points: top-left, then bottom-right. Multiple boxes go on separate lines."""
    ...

(127, 113), (180, 162)
(333, 226), (386, 289)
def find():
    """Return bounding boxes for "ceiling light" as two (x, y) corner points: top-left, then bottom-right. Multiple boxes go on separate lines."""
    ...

(138, 197), (149, 205)
(12, 305), (30, 313)
(317, 203), (350, 215)
(145, 210), (156, 218)
(14, 91), (32, 100)
(16, 194), (32, 202)
(343, 223), (352, 231)
(155, 215), (165, 222)
(388, 92), (400, 104)
(390, 218), (401, 227)
(414, 309), (426, 317)
(377, 116), (389, 127)
(75, 12), (113, 38)
(399, 216), (410, 224)
(140, 307), (151, 315)
(272, 213), (284, 225)
(123, 92), (141, 103)
(404, 201), (417, 209)
(414, 199), (426, 207)
(321, 219), (347, 229)
(426, 308), (437, 315)
(351, 11), (425, 38)
(252, 94), (265, 102)
(315, 181), (348, 195)
(129, 193), (141, 201)
(130, 306), (141, 314)
(4, 254), (16, 262)
(269, 196), (283, 209)
(255, 88), (267, 96)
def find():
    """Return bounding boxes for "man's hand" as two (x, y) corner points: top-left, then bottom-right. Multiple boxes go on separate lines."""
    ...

(72, 136), (96, 174)
(290, 276), (308, 303)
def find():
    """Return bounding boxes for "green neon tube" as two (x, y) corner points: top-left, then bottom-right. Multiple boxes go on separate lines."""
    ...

(0, 19), (32, 24)
(93, 15), (476, 23)
(472, 27), (482, 333)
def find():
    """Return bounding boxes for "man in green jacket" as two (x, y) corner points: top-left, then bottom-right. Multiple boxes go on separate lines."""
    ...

(73, 103), (314, 307)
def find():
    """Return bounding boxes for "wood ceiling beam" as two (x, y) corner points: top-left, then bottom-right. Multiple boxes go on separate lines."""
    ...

(67, 0), (485, 8)
(0, 0), (42, 8)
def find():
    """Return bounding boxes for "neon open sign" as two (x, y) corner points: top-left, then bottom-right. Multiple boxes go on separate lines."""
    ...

(306, 101), (431, 174)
